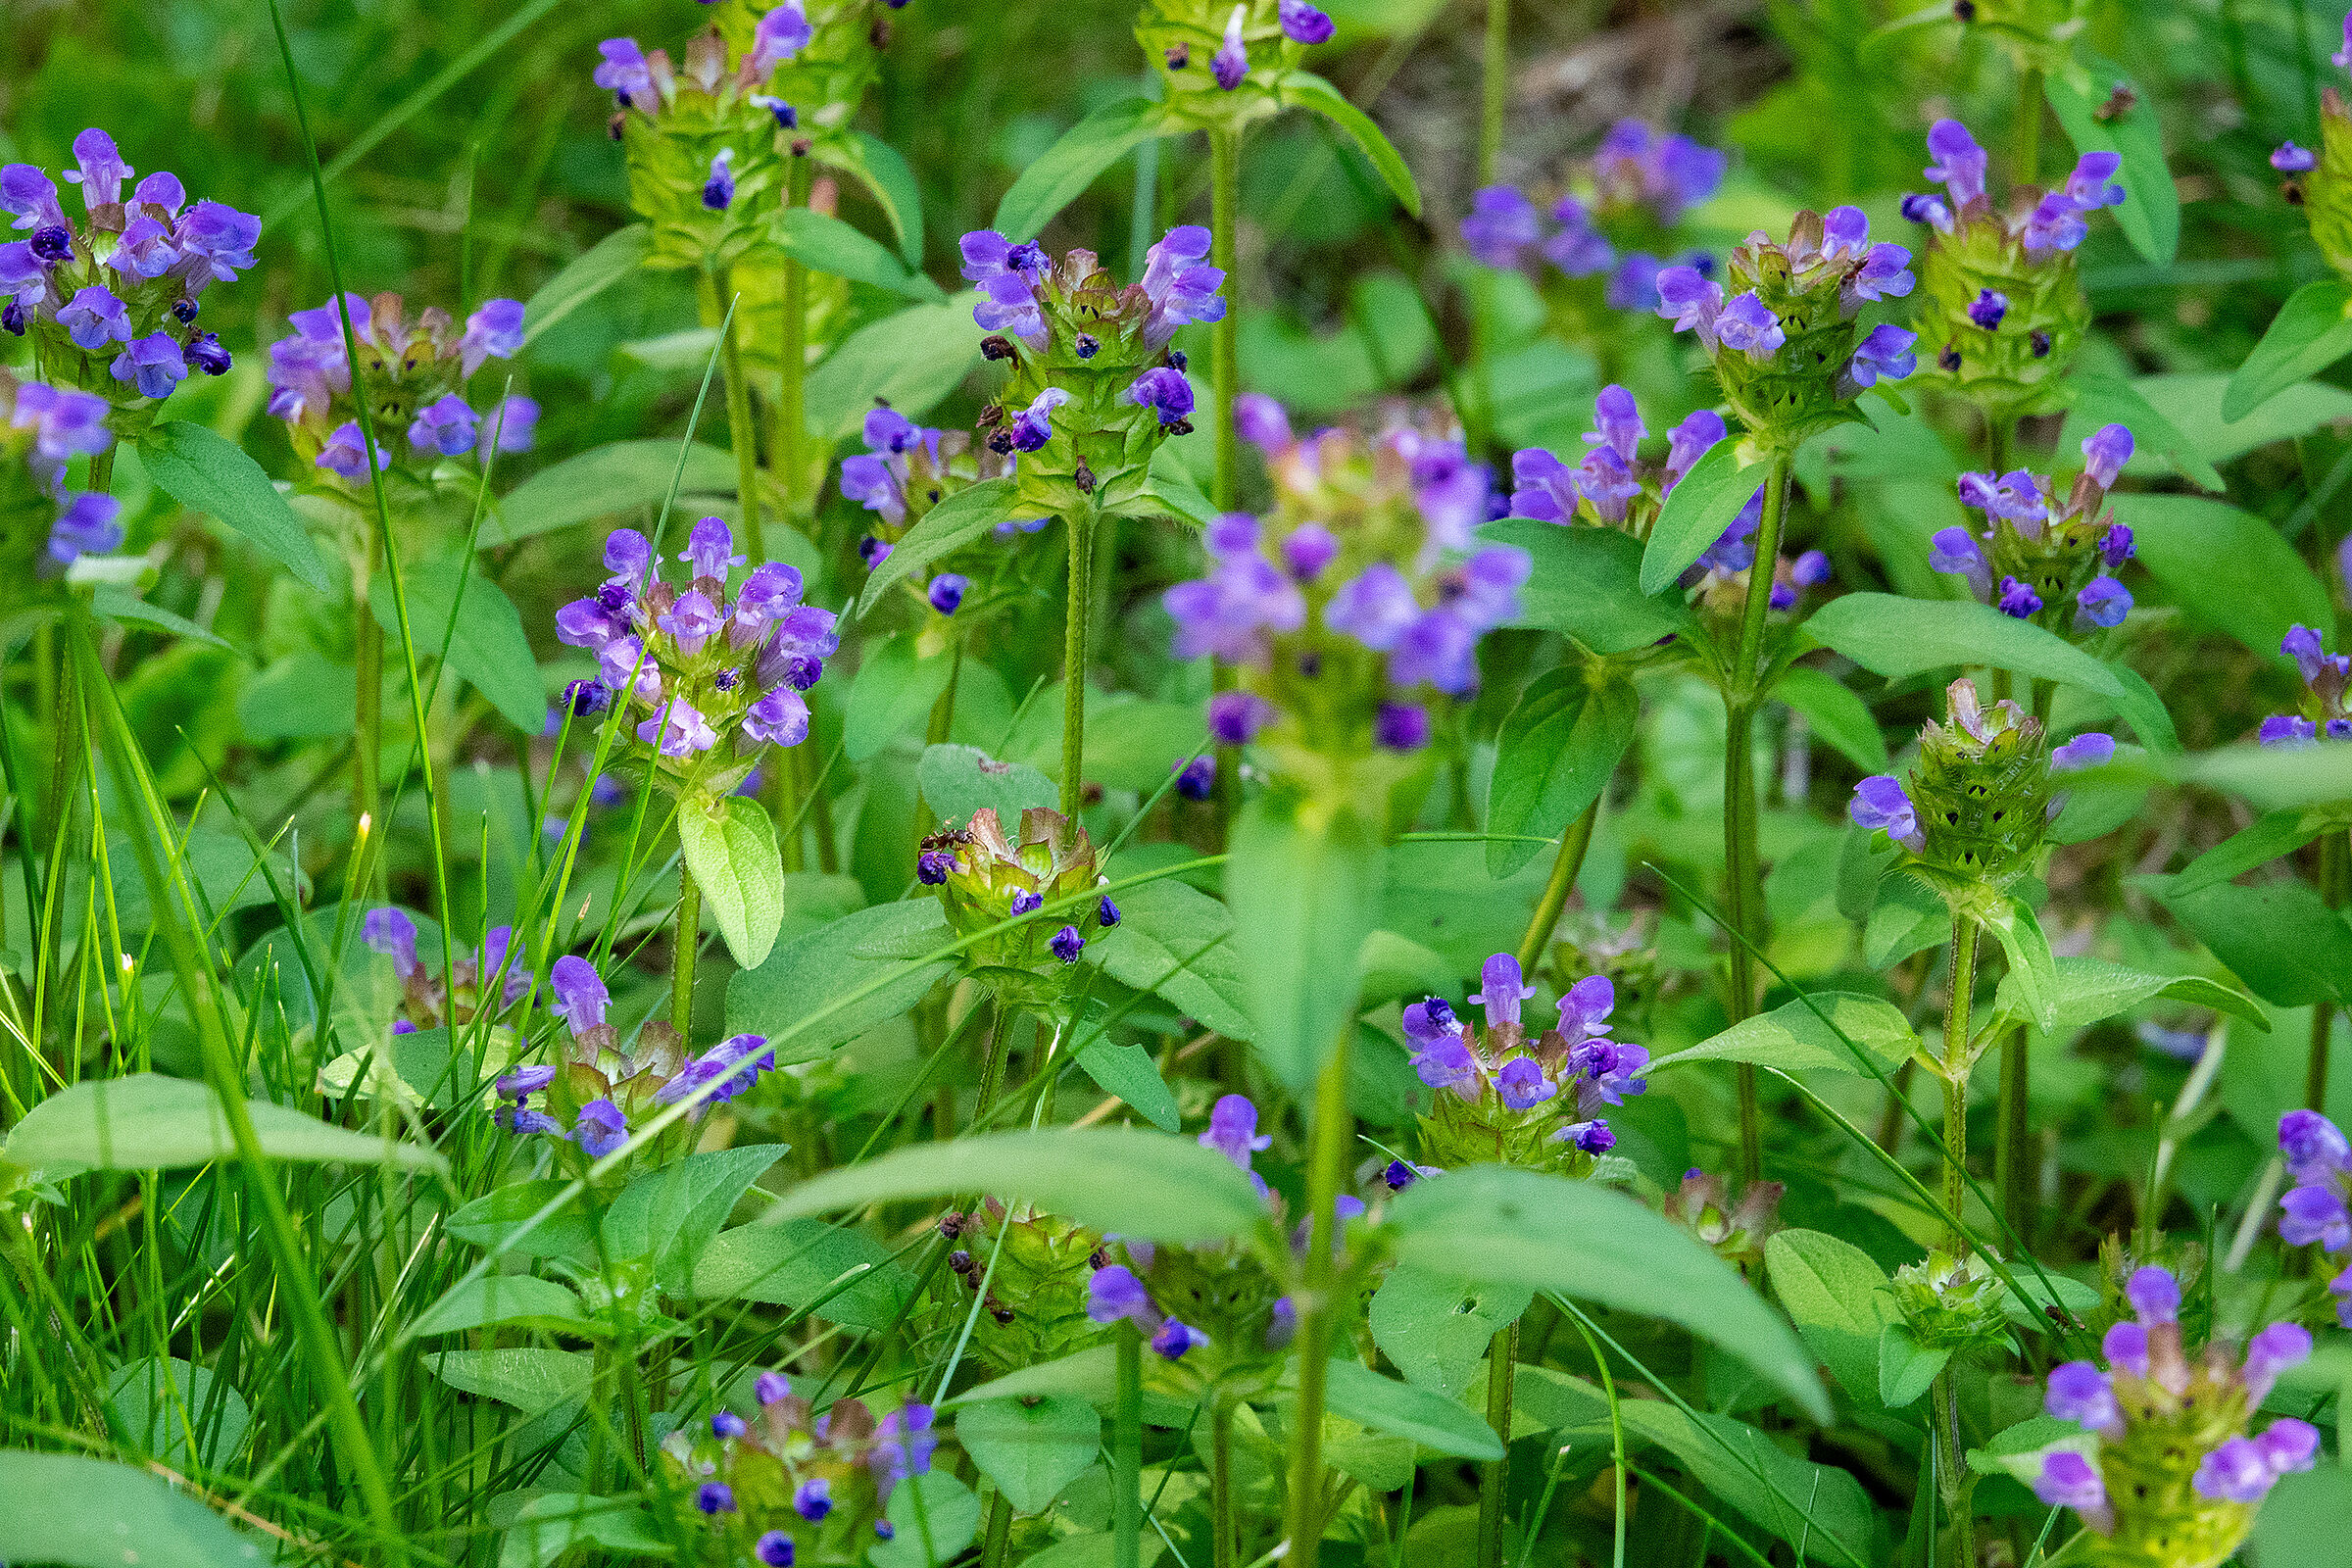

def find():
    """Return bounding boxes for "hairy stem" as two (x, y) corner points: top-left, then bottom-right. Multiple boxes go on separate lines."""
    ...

(1721, 455), (1791, 1184)
(1517, 799), (1598, 978)
(1942, 914), (1980, 1249)
(1209, 127), (1242, 512)
(1282, 1026), (1356, 1568)
(672, 864), (701, 1045)
(1061, 500), (1099, 818)
(1475, 1318), (1519, 1568)
(1210, 1393), (1237, 1568)
(979, 1491), (1014, 1568)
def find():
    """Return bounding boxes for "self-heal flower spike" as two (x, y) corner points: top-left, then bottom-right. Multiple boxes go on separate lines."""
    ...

(1937, 427), (2136, 645)
(1862, 679), (2057, 891)
(2277, 1108), (2352, 1324)
(266, 288), (530, 480)
(2260, 623), (2352, 744)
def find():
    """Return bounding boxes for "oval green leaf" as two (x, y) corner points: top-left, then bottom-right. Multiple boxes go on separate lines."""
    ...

(1640, 440), (1766, 595)
(677, 794), (786, 971)
(993, 97), (1172, 242)
(140, 421), (331, 592)
(3, 1073), (444, 1174)
(2222, 278), (2352, 422)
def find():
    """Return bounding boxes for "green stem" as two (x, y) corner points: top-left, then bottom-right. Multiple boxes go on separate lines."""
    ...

(712, 265), (761, 537)
(2016, 65), (2043, 189)
(974, 1004), (1010, 1123)
(1721, 455), (1791, 1185)
(979, 1491), (1015, 1568)
(1210, 1393), (1238, 1568)
(1942, 915), (1980, 1250)
(1480, 0), (1509, 186)
(673, 864), (701, 1045)
(1475, 1319), (1518, 1568)
(1061, 500), (1100, 818)
(1516, 800), (1598, 977)
(1930, 1369), (1974, 1568)
(778, 158), (813, 520)
(1282, 1026), (1356, 1568)
(2311, 831), (2346, 1107)
(1114, 1323), (1143, 1568)
(1996, 1027), (2029, 1239)
(354, 523), (384, 840)
(1209, 127), (1242, 512)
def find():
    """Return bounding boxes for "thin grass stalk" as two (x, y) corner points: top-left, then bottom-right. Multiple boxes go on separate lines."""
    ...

(1209, 127), (1242, 512)
(1475, 1318), (1518, 1568)
(1209, 1393), (1238, 1568)
(1114, 1322), (1145, 1568)
(1281, 1025), (1355, 1568)
(1061, 497), (1100, 817)
(778, 158), (814, 519)
(2309, 830), (2346, 1106)
(1722, 455), (1791, 1183)
(673, 869), (702, 1043)
(1997, 1027), (2030, 1237)
(1931, 910), (1980, 1568)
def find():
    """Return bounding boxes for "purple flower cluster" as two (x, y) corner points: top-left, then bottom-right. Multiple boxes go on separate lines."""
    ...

(1401, 956), (1646, 1155)
(1903, 119), (2125, 256)
(266, 291), (533, 482)
(1851, 729), (2112, 854)
(2278, 1109), (2352, 1324)
(2258, 625), (2352, 745)
(555, 518), (836, 784)
(1653, 205), (1916, 384)
(363, 906), (532, 1035)
(1, 128), (259, 406)
(2033, 1266), (2317, 1535)
(596, 5), (809, 121)
(1171, 0), (1333, 94)
(1508, 386), (1722, 529)
(1931, 424), (2136, 636)
(5, 377), (122, 576)
(1460, 122), (1727, 311)
(1164, 410), (1527, 756)
(961, 223), (1226, 356)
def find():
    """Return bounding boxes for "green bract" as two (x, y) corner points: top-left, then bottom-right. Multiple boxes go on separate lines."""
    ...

(1915, 207), (2092, 414)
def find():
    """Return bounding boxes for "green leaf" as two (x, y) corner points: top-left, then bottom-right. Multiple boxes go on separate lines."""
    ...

(488, 440), (735, 546)
(2129, 372), (2352, 472)
(105, 1356), (252, 1470)
(691, 1216), (916, 1333)
(1640, 440), (1767, 595)
(2223, 279), (2352, 421)
(2146, 874), (2352, 1007)
(496, 1494), (669, 1568)
(1777, 665), (1890, 772)
(368, 558), (544, 733)
(2182, 746), (2352, 811)
(918, 743), (1057, 828)
(140, 421), (331, 592)
(0, 1452), (266, 1568)
(1507, 1366), (1873, 1564)
(1322, 1357), (1501, 1458)
(804, 293), (988, 443)
(2067, 371), (2224, 492)
(874, 1471), (983, 1568)
(856, 479), (1021, 620)
(2044, 58), (2177, 266)
(425, 1348), (595, 1412)
(727, 900), (957, 1062)
(1876, 1321), (1949, 1410)
(237, 651), (357, 740)
(411, 1275), (595, 1339)
(2109, 495), (2333, 665)
(1095, 878), (1254, 1043)
(1649, 993), (1920, 1077)
(1806, 593), (2178, 751)
(1013, 1535), (1164, 1568)
(759, 1127), (1273, 1246)
(521, 224), (653, 349)
(776, 208), (943, 300)
(1764, 1229), (1898, 1405)
(826, 130), (926, 267)
(1368, 1264), (1533, 1398)
(1072, 1040), (1182, 1133)
(3, 1073), (443, 1174)
(1224, 794), (1385, 1093)
(1386, 1164), (1830, 1420)
(90, 588), (230, 651)
(2250, 1465), (2352, 1568)
(845, 633), (959, 762)
(956, 1396), (1102, 1515)
(677, 794), (786, 970)
(1483, 664), (1637, 878)
(1480, 517), (1688, 655)
(1983, 898), (2059, 1032)
(602, 1144), (785, 1292)
(445, 1179), (598, 1264)
(993, 97), (1172, 240)
(1993, 956), (2268, 1040)
(1280, 72), (1422, 217)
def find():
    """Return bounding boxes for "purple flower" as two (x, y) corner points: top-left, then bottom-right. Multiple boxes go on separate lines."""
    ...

(870, 1404), (937, 1495)
(2242, 1321), (2313, 1402)
(2020, 191), (2088, 256)
(2280, 1109), (2352, 1181)
(1556, 975), (1614, 1041)
(1174, 756), (1215, 801)
(1716, 291), (1784, 360)
(1401, 995), (1457, 1046)
(1568, 1039), (1648, 1105)
(1211, 7), (1248, 88)
(65, 129), (133, 211)
(460, 299), (525, 375)
(711, 1411), (748, 1440)
(2269, 711), (2331, 746)
(794, 1479), (832, 1522)
(1008, 890), (1043, 917)
(1008, 387), (1069, 451)
(1461, 186), (1541, 269)
(1098, 896), (1121, 928)
(2051, 733), (2115, 772)
(2098, 523), (2134, 569)
(751, 2), (812, 74)
(1279, 0), (1335, 44)
(1140, 224), (1228, 346)
(2081, 423), (2133, 489)
(2074, 576), (2132, 631)
(364, 907), (420, 978)
(1924, 119), (1988, 207)
(926, 573), (967, 616)
(917, 850), (957, 884)
(1496, 1056), (1557, 1110)
(1280, 523), (1338, 583)
(1200, 1095), (1272, 1169)
(57, 285), (131, 351)
(2125, 1265), (2180, 1323)
(2034, 1452), (2109, 1519)
(2279, 1183), (2351, 1250)
(2193, 1438), (2277, 1504)
(0, 165), (67, 233)
(1820, 205), (1871, 263)
(1207, 689), (1274, 745)
(731, 562), (805, 645)
(318, 421), (387, 482)
(657, 589), (722, 658)
(962, 230), (1049, 346)
(1389, 609), (1478, 695)
(1405, 436), (1491, 550)
(698, 1483), (735, 1515)
(1086, 1264), (1157, 1327)
(185, 331), (232, 376)
(1326, 563), (1421, 651)
(1603, 252), (1663, 312)
(168, 201), (260, 291)
(1236, 393), (1291, 450)
(701, 149), (737, 212)
(1507, 448), (1578, 523)
(1848, 243), (1915, 303)
(1664, 409), (1725, 492)
(1554, 1120), (1615, 1153)
(1411, 1033), (1480, 1096)
(1374, 701), (1430, 751)
(1850, 775), (1923, 853)
(2275, 141), (2320, 173)
(44, 493), (122, 570)
(408, 393), (479, 457)
(1845, 323), (1918, 387)
(1996, 576), (2043, 618)
(496, 1064), (557, 1100)
(1957, 468), (2049, 525)
(1966, 289), (2008, 331)
(1654, 266), (1722, 344)
(2044, 1361), (2119, 1431)
(1586, 383), (1645, 464)
(1051, 925), (1085, 962)
(112, 332), (188, 400)
(550, 955), (609, 1034)
(594, 38), (654, 101)
(2064, 151), (2127, 213)
(1469, 953), (1535, 1029)
(2103, 1319), (2150, 1376)
(1127, 366), (1196, 425)
(755, 1534), (794, 1568)
(1542, 198), (1614, 277)
(1695, 489), (1763, 574)
(2259, 1416), (2323, 1477)
(1153, 1318), (1206, 1358)
(744, 687), (810, 749)
(572, 1098), (629, 1159)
